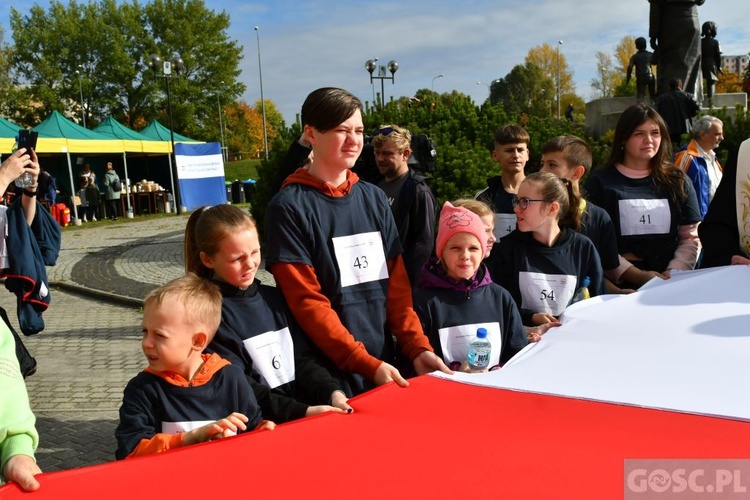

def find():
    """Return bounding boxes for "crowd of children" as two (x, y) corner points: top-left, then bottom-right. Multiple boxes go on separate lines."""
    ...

(106, 91), (714, 462)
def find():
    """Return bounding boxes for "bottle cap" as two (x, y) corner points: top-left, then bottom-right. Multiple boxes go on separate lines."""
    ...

(582, 276), (591, 287)
(477, 327), (488, 339)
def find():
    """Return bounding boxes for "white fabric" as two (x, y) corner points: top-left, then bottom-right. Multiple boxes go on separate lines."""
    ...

(737, 139), (750, 257)
(433, 265), (750, 421)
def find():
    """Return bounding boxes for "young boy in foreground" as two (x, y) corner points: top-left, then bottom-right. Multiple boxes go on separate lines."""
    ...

(115, 274), (273, 459)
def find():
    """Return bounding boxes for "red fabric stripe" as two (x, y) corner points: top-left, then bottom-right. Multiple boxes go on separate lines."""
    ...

(3, 375), (748, 498)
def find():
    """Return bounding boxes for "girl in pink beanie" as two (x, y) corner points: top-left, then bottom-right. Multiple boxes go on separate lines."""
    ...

(413, 202), (538, 372)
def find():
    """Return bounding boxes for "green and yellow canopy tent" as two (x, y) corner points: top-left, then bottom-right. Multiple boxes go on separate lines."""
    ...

(31, 111), (132, 221)
(0, 116), (22, 152)
(138, 119), (201, 144)
(93, 117), (174, 215)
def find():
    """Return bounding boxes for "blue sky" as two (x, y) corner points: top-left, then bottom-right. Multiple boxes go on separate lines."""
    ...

(2, 0), (749, 125)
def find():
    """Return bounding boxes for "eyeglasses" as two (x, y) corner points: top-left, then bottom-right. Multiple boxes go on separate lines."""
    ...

(372, 127), (394, 137)
(512, 196), (553, 210)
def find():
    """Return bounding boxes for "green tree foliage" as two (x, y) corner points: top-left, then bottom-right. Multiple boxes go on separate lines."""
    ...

(590, 51), (618, 99)
(253, 88), (593, 222)
(0, 26), (15, 118)
(8, 0), (244, 139)
(491, 63), (555, 118)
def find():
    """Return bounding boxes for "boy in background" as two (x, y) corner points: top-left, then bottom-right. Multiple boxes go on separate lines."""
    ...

(475, 124), (530, 240)
(115, 274), (273, 459)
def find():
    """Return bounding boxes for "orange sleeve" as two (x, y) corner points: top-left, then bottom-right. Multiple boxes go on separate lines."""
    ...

(270, 262), (383, 380)
(386, 256), (434, 360)
(127, 433), (184, 458)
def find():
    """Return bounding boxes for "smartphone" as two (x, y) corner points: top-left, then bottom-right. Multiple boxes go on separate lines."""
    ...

(17, 129), (39, 152)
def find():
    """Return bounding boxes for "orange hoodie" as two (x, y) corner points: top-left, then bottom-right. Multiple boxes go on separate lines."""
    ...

(128, 353), (268, 458)
(271, 168), (433, 381)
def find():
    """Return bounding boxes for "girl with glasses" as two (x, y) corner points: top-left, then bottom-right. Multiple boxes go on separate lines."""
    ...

(487, 172), (605, 327)
(584, 103), (701, 288)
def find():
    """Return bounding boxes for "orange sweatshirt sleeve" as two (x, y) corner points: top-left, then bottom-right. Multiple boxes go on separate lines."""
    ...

(270, 262), (383, 380)
(127, 433), (184, 458)
(386, 255), (434, 360)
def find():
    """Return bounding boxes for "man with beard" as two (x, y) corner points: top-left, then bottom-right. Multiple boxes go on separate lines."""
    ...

(372, 124), (437, 288)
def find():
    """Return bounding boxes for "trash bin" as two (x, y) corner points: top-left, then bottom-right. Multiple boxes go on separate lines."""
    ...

(225, 181), (232, 203)
(242, 179), (257, 205)
(231, 180), (244, 204)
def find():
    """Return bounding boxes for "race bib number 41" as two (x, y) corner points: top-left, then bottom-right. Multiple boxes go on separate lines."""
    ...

(332, 231), (389, 288)
(519, 271), (577, 316)
(619, 198), (670, 236)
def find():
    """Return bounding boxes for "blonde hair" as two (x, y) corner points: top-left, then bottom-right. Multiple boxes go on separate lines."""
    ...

(143, 273), (223, 341)
(371, 124), (412, 153)
(452, 198), (493, 219)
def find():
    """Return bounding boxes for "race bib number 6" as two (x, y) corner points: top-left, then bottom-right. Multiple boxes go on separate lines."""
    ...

(244, 328), (295, 389)
(332, 231), (389, 288)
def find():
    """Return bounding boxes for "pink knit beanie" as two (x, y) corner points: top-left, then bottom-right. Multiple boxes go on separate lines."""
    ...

(435, 201), (487, 259)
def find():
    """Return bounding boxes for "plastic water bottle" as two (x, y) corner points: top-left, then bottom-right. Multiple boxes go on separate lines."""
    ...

(467, 328), (491, 371)
(570, 276), (591, 304)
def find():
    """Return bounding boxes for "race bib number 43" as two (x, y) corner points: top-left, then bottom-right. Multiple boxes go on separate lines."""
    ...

(332, 231), (389, 288)
(619, 198), (670, 236)
(519, 271), (576, 316)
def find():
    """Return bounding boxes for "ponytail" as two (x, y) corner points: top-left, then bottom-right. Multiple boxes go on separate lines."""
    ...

(183, 205), (257, 279)
(525, 171), (581, 232)
(558, 178), (582, 232)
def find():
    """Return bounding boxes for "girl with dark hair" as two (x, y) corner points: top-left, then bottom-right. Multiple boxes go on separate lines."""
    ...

(487, 172), (605, 327)
(265, 87), (450, 395)
(585, 103), (701, 288)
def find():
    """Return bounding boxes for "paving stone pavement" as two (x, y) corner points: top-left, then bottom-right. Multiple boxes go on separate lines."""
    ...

(3, 212), (277, 476)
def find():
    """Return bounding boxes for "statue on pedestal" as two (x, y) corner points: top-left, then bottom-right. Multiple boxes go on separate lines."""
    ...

(626, 37), (656, 101)
(701, 21), (722, 106)
(648, 0), (705, 102)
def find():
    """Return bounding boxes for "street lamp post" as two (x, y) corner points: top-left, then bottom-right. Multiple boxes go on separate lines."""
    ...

(217, 83), (226, 163)
(148, 53), (185, 213)
(75, 66), (86, 128)
(365, 59), (398, 108)
(557, 40), (563, 120)
(369, 57), (378, 107)
(431, 74), (445, 91)
(477, 79), (500, 91)
(254, 26), (269, 160)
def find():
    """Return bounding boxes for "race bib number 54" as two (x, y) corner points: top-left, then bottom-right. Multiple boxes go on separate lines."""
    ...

(519, 271), (576, 316)
(332, 231), (389, 288)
